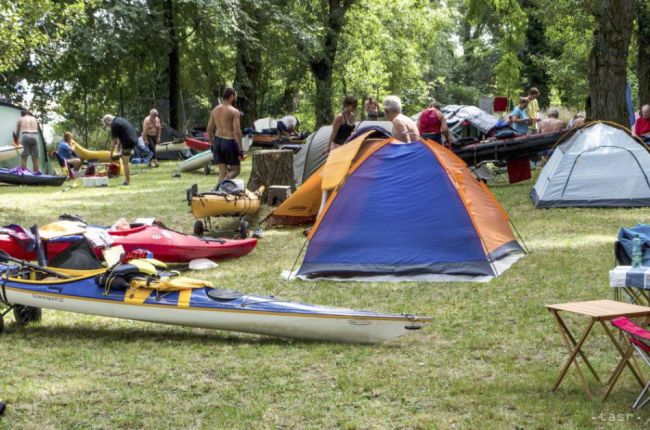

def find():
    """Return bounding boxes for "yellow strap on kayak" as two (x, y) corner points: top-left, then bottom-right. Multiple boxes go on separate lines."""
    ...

(178, 289), (192, 308)
(124, 287), (152, 305)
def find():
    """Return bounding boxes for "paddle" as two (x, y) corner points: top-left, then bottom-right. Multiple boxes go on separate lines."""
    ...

(0, 250), (71, 279)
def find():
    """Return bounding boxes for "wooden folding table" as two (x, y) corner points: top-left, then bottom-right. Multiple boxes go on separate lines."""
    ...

(546, 299), (650, 400)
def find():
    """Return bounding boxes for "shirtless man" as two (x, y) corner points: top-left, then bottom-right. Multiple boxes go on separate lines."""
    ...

(570, 113), (586, 128)
(142, 109), (161, 167)
(538, 108), (566, 133)
(16, 110), (41, 172)
(383, 96), (419, 142)
(206, 87), (244, 183)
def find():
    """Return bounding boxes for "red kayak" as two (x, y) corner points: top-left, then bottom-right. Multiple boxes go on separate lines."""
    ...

(0, 224), (257, 263)
(106, 224), (257, 262)
(0, 233), (71, 260)
(185, 137), (210, 152)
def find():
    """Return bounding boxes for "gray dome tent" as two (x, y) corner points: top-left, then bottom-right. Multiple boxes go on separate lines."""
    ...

(293, 120), (393, 185)
(0, 101), (52, 173)
(531, 122), (650, 208)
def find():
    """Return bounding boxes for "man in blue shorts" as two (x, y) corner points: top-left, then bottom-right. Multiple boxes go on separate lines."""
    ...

(206, 88), (245, 184)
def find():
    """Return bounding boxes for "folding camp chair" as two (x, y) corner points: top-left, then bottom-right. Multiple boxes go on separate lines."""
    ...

(611, 317), (650, 409)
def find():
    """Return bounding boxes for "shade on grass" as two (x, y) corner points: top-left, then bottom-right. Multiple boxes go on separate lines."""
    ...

(0, 160), (648, 429)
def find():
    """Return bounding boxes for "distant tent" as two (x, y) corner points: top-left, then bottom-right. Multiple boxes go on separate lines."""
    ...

(413, 105), (509, 141)
(293, 120), (393, 186)
(0, 101), (52, 173)
(442, 105), (508, 141)
(293, 137), (524, 282)
(254, 117), (277, 132)
(266, 130), (388, 227)
(531, 122), (650, 208)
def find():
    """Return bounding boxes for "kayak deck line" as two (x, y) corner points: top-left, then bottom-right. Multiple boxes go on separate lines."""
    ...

(2, 285), (432, 323)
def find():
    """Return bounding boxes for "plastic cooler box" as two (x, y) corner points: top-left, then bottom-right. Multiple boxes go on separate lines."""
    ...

(82, 176), (109, 187)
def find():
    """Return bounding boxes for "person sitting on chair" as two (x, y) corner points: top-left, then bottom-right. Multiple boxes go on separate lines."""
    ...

(56, 132), (82, 175)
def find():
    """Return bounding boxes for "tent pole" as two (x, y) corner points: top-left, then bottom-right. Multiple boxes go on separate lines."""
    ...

(288, 238), (309, 279)
(509, 219), (530, 254)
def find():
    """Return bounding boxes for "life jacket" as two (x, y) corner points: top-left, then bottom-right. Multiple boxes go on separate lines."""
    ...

(418, 109), (442, 134)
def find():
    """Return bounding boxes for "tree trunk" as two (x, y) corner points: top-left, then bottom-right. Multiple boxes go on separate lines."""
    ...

(311, 62), (334, 127)
(281, 63), (306, 114)
(519, 0), (551, 108)
(234, 46), (260, 129)
(247, 149), (294, 200)
(586, 0), (635, 125)
(637, 0), (650, 106)
(164, 0), (181, 130)
(233, 4), (264, 129)
(308, 0), (356, 128)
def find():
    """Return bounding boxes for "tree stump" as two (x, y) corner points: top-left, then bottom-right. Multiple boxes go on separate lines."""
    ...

(247, 149), (294, 201)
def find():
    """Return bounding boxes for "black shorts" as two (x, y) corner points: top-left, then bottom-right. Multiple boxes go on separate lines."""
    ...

(146, 135), (157, 155)
(121, 140), (136, 156)
(422, 132), (442, 144)
(277, 121), (287, 133)
(211, 137), (240, 166)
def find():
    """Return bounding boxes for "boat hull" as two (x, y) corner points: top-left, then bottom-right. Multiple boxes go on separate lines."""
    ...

(185, 137), (210, 152)
(0, 168), (66, 186)
(107, 225), (257, 262)
(1, 274), (429, 343)
(191, 190), (261, 218)
(0, 145), (22, 162)
(176, 150), (212, 172)
(0, 224), (257, 263)
(452, 129), (569, 165)
(156, 141), (189, 154)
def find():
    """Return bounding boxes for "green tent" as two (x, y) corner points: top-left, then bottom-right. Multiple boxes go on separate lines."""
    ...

(0, 101), (52, 173)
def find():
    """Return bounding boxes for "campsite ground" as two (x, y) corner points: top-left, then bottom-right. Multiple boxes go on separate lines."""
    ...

(0, 160), (648, 429)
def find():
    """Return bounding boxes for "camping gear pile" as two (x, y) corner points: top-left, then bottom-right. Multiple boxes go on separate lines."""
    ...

(186, 180), (264, 237)
(0, 218), (258, 264)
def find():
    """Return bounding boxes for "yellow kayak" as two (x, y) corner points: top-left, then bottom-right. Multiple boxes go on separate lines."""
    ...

(72, 142), (115, 162)
(71, 142), (124, 175)
(189, 186), (264, 218)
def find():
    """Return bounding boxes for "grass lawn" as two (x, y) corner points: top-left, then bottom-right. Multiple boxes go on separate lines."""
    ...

(0, 158), (649, 429)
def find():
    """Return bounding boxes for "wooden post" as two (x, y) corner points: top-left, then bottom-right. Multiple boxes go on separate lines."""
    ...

(247, 149), (294, 201)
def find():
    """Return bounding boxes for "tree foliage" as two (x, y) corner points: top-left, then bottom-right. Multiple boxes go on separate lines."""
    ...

(0, 0), (646, 136)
